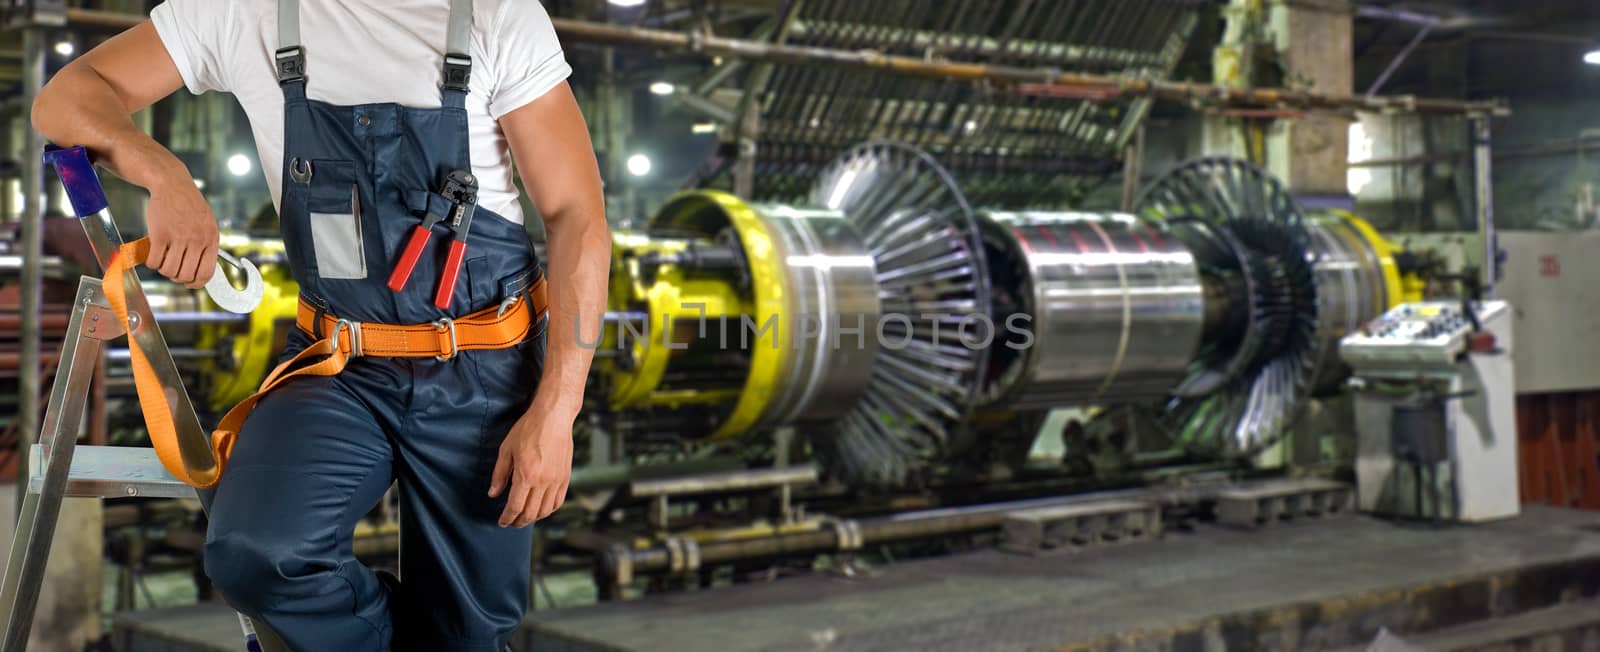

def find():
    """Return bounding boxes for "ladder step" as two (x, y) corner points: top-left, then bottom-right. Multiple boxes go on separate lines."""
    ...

(29, 444), (194, 500)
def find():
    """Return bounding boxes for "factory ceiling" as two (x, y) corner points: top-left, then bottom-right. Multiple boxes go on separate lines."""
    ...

(1355, 0), (1600, 98)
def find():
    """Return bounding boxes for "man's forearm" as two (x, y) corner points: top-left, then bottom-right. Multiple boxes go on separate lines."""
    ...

(495, 82), (609, 424)
(34, 56), (187, 192)
(526, 208), (611, 420)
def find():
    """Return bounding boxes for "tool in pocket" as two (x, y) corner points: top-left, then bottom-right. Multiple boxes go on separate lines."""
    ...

(387, 170), (479, 309)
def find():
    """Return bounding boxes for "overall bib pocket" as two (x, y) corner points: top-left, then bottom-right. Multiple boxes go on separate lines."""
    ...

(305, 159), (365, 280)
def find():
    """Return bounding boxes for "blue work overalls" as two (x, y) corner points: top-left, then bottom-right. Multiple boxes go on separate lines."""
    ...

(203, 1), (544, 649)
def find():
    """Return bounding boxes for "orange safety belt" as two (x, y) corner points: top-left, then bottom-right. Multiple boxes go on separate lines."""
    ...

(104, 237), (545, 489)
(103, 238), (235, 488)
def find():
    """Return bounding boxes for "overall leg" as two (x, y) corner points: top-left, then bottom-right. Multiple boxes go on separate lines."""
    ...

(205, 371), (399, 651)
(391, 340), (543, 651)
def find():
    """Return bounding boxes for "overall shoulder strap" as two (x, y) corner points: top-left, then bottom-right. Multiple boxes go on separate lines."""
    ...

(442, 0), (474, 108)
(274, 0), (471, 105)
(275, 0), (307, 98)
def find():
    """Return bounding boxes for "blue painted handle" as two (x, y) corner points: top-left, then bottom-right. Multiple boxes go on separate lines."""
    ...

(41, 145), (109, 218)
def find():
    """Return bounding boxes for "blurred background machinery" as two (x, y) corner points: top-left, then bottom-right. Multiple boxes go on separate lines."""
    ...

(594, 144), (1417, 488)
(560, 144), (1432, 602)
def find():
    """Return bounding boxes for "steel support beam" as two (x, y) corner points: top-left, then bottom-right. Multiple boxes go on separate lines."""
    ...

(728, 0), (803, 198)
(1474, 116), (1497, 299)
(1365, 21), (1436, 98)
(18, 27), (47, 518)
(1120, 126), (1146, 213)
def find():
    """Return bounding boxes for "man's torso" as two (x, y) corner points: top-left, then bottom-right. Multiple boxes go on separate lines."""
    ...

(152, 0), (571, 225)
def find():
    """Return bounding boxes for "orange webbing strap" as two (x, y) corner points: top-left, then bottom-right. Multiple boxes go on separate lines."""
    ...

(107, 238), (547, 489)
(102, 238), (233, 488)
(205, 326), (358, 485)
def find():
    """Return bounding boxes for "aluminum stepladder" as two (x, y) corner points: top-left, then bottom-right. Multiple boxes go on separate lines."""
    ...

(0, 146), (282, 651)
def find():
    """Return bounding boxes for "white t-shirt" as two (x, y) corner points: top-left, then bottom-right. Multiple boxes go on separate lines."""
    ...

(151, 0), (571, 225)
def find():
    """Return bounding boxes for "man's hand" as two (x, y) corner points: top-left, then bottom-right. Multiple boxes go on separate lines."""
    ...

(488, 410), (575, 527)
(145, 163), (219, 289)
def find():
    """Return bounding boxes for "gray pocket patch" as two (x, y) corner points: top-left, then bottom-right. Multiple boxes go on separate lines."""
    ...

(310, 186), (365, 279)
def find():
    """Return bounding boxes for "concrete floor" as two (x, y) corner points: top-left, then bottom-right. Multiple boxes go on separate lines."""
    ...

(109, 506), (1600, 652)
(525, 506), (1600, 652)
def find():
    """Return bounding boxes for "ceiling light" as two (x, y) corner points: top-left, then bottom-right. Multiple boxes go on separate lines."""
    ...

(649, 81), (675, 96)
(227, 154), (253, 177)
(627, 154), (652, 177)
(53, 41), (74, 57)
(1586, 49), (1600, 66)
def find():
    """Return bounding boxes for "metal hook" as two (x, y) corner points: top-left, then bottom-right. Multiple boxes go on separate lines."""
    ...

(204, 251), (267, 314)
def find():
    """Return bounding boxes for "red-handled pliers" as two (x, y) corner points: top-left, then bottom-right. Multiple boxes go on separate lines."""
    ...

(388, 170), (479, 309)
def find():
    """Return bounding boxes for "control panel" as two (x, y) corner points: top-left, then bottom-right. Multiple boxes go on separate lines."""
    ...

(1339, 301), (1508, 376)
(1345, 299), (1518, 522)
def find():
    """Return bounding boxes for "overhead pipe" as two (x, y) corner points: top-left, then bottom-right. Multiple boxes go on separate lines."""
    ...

(61, 9), (1506, 117)
(59, 8), (137, 31)
(545, 19), (1506, 116)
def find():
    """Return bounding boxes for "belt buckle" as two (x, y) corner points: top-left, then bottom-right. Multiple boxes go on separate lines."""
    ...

(332, 319), (363, 358)
(433, 317), (458, 361)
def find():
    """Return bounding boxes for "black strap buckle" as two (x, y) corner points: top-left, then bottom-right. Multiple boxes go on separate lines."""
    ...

(311, 302), (327, 338)
(443, 53), (472, 92)
(275, 46), (306, 84)
(526, 268), (546, 318)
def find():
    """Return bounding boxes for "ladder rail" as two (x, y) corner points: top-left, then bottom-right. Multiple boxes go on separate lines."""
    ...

(0, 279), (114, 648)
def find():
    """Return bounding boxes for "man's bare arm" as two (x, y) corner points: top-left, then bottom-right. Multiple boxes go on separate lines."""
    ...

(488, 82), (611, 527)
(32, 21), (218, 288)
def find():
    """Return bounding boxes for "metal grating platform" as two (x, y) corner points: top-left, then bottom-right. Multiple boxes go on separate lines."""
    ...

(111, 507), (1600, 652)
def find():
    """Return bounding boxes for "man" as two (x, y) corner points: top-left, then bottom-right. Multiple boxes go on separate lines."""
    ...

(32, 1), (609, 649)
